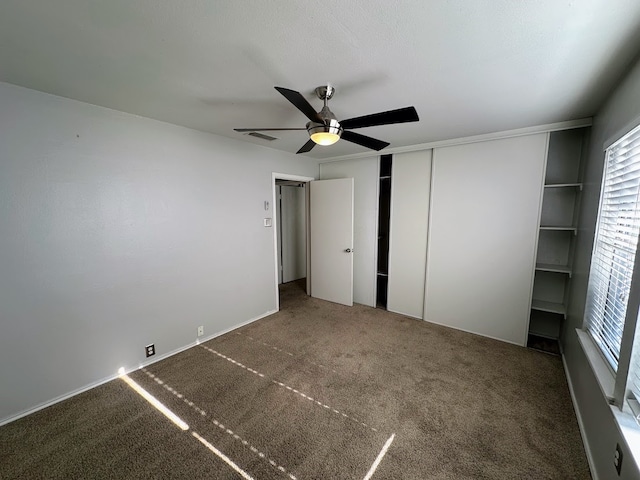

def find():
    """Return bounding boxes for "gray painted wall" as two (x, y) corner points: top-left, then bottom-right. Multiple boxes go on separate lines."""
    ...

(564, 55), (640, 480)
(0, 82), (320, 424)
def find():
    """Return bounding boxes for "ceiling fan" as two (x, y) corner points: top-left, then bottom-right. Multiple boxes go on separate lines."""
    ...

(234, 85), (419, 154)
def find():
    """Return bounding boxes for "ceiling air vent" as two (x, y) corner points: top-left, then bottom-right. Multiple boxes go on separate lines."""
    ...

(248, 132), (277, 141)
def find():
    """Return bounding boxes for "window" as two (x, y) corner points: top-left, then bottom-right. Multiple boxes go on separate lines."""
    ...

(585, 123), (640, 373)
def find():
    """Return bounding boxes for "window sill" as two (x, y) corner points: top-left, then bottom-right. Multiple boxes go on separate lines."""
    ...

(576, 329), (640, 473)
(612, 404), (640, 474)
(576, 328), (615, 403)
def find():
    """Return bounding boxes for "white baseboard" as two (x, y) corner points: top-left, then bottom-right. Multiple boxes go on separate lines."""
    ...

(121, 309), (278, 376)
(562, 353), (598, 480)
(0, 371), (124, 427)
(421, 316), (525, 347)
(0, 309), (277, 427)
(386, 307), (423, 320)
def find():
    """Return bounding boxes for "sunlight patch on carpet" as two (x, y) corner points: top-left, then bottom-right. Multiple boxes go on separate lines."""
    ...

(119, 369), (189, 431)
(363, 433), (396, 480)
(192, 432), (256, 480)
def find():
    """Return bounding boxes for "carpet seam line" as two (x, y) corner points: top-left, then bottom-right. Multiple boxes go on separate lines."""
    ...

(141, 368), (299, 480)
(235, 331), (338, 373)
(199, 343), (379, 433)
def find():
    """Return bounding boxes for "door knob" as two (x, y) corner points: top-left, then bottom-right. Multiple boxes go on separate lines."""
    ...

(345, 248), (353, 253)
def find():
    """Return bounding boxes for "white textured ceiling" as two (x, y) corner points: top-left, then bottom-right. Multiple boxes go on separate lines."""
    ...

(1, 1), (640, 159)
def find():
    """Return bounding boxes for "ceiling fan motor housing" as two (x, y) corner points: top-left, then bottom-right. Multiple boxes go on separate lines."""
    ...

(318, 105), (337, 123)
(306, 117), (343, 145)
(306, 104), (343, 145)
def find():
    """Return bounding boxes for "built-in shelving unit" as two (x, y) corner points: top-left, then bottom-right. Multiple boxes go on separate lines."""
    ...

(527, 127), (590, 354)
(376, 155), (392, 308)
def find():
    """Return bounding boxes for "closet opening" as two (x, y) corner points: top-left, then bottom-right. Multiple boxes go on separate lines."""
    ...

(377, 154), (392, 308)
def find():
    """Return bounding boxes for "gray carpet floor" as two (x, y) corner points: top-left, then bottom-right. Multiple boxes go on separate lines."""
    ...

(1, 280), (591, 479)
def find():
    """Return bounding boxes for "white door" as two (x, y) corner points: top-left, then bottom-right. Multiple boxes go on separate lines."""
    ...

(310, 178), (354, 306)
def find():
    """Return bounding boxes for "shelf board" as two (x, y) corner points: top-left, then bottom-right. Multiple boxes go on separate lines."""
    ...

(544, 183), (582, 190)
(535, 263), (572, 277)
(539, 225), (577, 235)
(528, 330), (559, 341)
(527, 333), (561, 355)
(531, 299), (566, 317)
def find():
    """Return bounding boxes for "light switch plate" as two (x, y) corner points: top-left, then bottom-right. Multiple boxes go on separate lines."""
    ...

(264, 218), (272, 227)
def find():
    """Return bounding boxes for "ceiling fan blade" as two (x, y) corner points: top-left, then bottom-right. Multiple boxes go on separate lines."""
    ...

(341, 131), (390, 151)
(234, 128), (306, 132)
(340, 106), (419, 130)
(296, 139), (316, 154)
(275, 87), (322, 123)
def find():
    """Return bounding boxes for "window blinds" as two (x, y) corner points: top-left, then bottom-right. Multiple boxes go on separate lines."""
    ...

(585, 124), (640, 371)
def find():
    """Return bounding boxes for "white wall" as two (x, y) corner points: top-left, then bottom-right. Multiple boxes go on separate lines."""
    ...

(320, 158), (379, 307)
(564, 55), (640, 480)
(0, 82), (320, 424)
(387, 150), (432, 318)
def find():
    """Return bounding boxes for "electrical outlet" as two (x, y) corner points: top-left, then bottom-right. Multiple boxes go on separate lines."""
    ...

(615, 443), (623, 475)
(145, 344), (155, 357)
(197, 325), (204, 337)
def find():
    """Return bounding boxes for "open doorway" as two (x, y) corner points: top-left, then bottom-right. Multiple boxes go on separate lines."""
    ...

(276, 180), (306, 283)
(272, 173), (313, 311)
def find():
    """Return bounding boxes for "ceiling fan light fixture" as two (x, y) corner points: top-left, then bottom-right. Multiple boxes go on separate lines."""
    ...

(236, 85), (419, 154)
(307, 119), (343, 146)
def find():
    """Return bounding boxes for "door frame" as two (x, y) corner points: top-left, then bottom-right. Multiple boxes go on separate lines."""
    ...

(272, 173), (314, 311)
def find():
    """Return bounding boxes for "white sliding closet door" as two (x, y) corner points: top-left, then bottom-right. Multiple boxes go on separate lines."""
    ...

(424, 134), (547, 345)
(387, 150), (432, 318)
